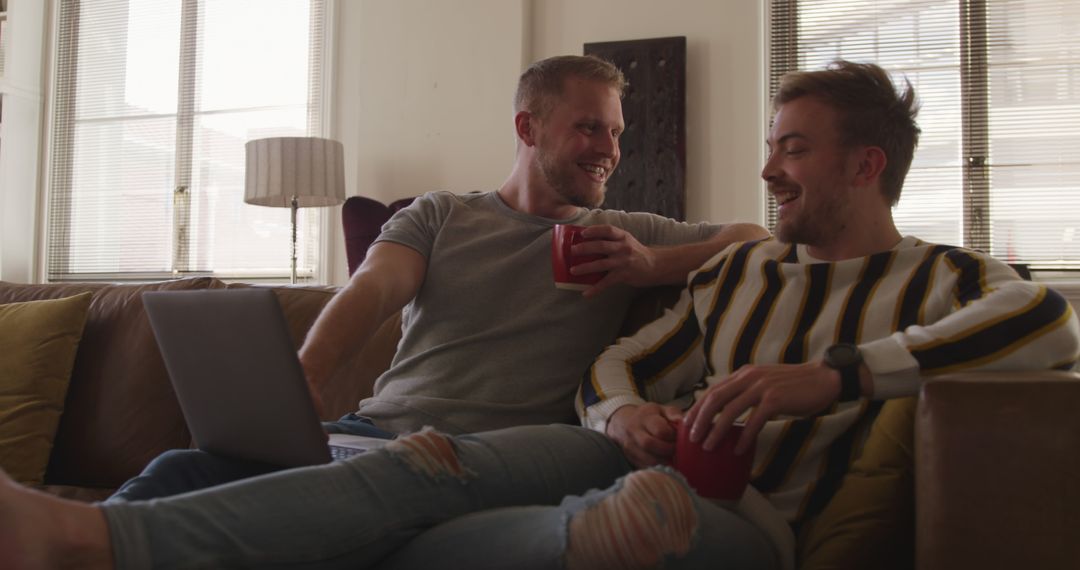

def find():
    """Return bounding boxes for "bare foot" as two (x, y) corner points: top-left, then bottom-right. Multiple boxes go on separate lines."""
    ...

(0, 468), (113, 569)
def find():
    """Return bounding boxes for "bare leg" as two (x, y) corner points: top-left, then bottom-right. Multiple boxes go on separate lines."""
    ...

(0, 468), (114, 570)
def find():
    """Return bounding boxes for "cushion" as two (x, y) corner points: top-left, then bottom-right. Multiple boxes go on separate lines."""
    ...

(798, 397), (916, 570)
(0, 292), (93, 485)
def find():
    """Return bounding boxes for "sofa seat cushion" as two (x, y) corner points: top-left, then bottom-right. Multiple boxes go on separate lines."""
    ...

(0, 292), (93, 485)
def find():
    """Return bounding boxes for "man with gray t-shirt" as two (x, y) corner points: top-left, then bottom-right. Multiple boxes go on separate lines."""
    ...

(359, 190), (722, 434)
(107, 54), (767, 501)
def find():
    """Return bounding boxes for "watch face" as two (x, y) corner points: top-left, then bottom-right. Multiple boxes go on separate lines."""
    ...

(827, 343), (861, 367)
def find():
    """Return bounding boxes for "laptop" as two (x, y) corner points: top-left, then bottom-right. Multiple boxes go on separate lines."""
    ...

(142, 288), (388, 467)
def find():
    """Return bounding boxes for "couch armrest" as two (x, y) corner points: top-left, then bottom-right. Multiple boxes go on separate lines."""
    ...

(915, 371), (1080, 569)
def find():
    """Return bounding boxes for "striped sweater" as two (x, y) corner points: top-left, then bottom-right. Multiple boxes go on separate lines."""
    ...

(578, 236), (1079, 523)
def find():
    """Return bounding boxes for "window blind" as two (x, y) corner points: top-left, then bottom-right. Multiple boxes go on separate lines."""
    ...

(47, 0), (328, 281)
(769, 0), (1080, 270)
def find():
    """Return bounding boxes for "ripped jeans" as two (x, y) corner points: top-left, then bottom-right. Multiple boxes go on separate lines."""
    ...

(101, 425), (777, 570)
(107, 413), (398, 502)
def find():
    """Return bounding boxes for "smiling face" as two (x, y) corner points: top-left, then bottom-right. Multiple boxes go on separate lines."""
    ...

(763, 96), (861, 251)
(530, 77), (624, 209)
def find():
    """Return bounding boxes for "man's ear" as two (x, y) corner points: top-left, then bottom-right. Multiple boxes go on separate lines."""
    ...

(515, 111), (538, 147)
(854, 146), (887, 186)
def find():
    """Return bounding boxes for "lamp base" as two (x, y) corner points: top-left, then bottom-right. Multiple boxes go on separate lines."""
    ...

(291, 196), (298, 284)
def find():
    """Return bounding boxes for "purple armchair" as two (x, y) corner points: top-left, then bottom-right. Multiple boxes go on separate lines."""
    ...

(342, 196), (416, 275)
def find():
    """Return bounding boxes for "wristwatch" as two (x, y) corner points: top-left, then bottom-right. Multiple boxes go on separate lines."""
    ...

(823, 343), (863, 402)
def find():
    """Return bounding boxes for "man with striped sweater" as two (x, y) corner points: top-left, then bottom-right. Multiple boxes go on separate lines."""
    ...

(572, 60), (1080, 567)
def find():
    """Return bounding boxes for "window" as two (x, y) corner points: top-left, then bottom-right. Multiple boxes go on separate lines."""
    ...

(770, 0), (1080, 271)
(46, 0), (329, 281)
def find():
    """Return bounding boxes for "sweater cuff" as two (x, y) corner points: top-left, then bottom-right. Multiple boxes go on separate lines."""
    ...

(860, 333), (921, 400)
(581, 394), (647, 433)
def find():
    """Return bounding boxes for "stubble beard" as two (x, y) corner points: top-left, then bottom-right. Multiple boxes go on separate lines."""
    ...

(536, 147), (606, 209)
(774, 184), (848, 248)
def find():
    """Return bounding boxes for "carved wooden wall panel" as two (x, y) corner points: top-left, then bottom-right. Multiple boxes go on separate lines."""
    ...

(585, 36), (687, 221)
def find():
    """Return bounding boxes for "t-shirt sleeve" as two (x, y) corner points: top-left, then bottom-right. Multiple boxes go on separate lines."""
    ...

(605, 210), (722, 247)
(372, 191), (451, 259)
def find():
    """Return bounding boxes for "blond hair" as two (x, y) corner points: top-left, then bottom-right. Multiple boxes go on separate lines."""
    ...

(514, 55), (626, 119)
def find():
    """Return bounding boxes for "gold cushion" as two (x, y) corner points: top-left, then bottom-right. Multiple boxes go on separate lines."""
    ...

(798, 397), (916, 570)
(0, 293), (92, 485)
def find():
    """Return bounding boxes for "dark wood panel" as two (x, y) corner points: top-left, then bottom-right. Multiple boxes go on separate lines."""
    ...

(585, 36), (686, 221)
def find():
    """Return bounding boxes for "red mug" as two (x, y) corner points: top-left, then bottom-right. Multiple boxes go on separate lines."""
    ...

(551, 224), (605, 290)
(672, 419), (755, 503)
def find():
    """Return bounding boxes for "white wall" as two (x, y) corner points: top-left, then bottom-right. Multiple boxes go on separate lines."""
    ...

(327, 0), (529, 283)
(327, 0), (767, 283)
(333, 0), (526, 205)
(0, 0), (47, 283)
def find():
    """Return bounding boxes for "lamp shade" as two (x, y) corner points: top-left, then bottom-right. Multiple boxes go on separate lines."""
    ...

(244, 137), (346, 208)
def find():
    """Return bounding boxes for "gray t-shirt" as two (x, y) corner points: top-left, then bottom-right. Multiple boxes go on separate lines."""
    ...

(357, 190), (718, 434)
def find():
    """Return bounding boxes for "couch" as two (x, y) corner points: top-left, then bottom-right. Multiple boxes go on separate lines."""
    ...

(1, 277), (1077, 568)
(0, 277), (402, 502)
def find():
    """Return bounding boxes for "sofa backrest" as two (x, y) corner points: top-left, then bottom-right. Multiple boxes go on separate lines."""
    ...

(0, 276), (674, 492)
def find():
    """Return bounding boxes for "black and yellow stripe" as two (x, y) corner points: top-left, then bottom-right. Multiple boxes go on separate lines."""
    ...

(579, 253), (732, 409)
(837, 250), (896, 344)
(781, 263), (831, 364)
(780, 243), (798, 263)
(753, 417), (819, 493)
(689, 250), (730, 293)
(578, 300), (703, 407)
(627, 303), (704, 394)
(913, 287), (1074, 374)
(893, 245), (954, 330)
(731, 259), (786, 371)
(702, 241), (762, 375)
(799, 400), (881, 522)
(944, 249), (989, 308)
(754, 264), (832, 492)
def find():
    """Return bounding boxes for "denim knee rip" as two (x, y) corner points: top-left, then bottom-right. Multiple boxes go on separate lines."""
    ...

(383, 427), (475, 482)
(564, 468), (700, 570)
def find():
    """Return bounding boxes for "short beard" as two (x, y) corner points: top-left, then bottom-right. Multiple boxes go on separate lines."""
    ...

(774, 187), (847, 247)
(536, 148), (605, 209)
(775, 218), (832, 246)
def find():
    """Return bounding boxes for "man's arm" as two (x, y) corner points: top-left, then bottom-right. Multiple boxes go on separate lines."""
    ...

(573, 222), (769, 298)
(576, 270), (716, 466)
(299, 241), (426, 411)
(686, 268), (1080, 455)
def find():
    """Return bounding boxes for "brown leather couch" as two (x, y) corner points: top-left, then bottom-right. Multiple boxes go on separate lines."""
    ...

(0, 277), (401, 502)
(916, 371), (1080, 569)
(2, 278), (1077, 568)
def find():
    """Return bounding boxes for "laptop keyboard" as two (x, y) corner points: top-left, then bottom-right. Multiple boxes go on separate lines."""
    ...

(330, 445), (366, 460)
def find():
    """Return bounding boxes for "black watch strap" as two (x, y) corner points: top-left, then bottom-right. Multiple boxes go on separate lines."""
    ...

(836, 364), (861, 402)
(824, 343), (863, 402)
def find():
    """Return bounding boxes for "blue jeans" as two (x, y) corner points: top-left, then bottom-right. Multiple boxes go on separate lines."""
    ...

(101, 425), (777, 569)
(107, 413), (396, 502)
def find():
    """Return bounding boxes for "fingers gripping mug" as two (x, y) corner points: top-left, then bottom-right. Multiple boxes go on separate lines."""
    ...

(671, 419), (755, 503)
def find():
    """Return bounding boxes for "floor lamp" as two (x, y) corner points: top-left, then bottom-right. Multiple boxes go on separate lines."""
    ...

(244, 137), (346, 283)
